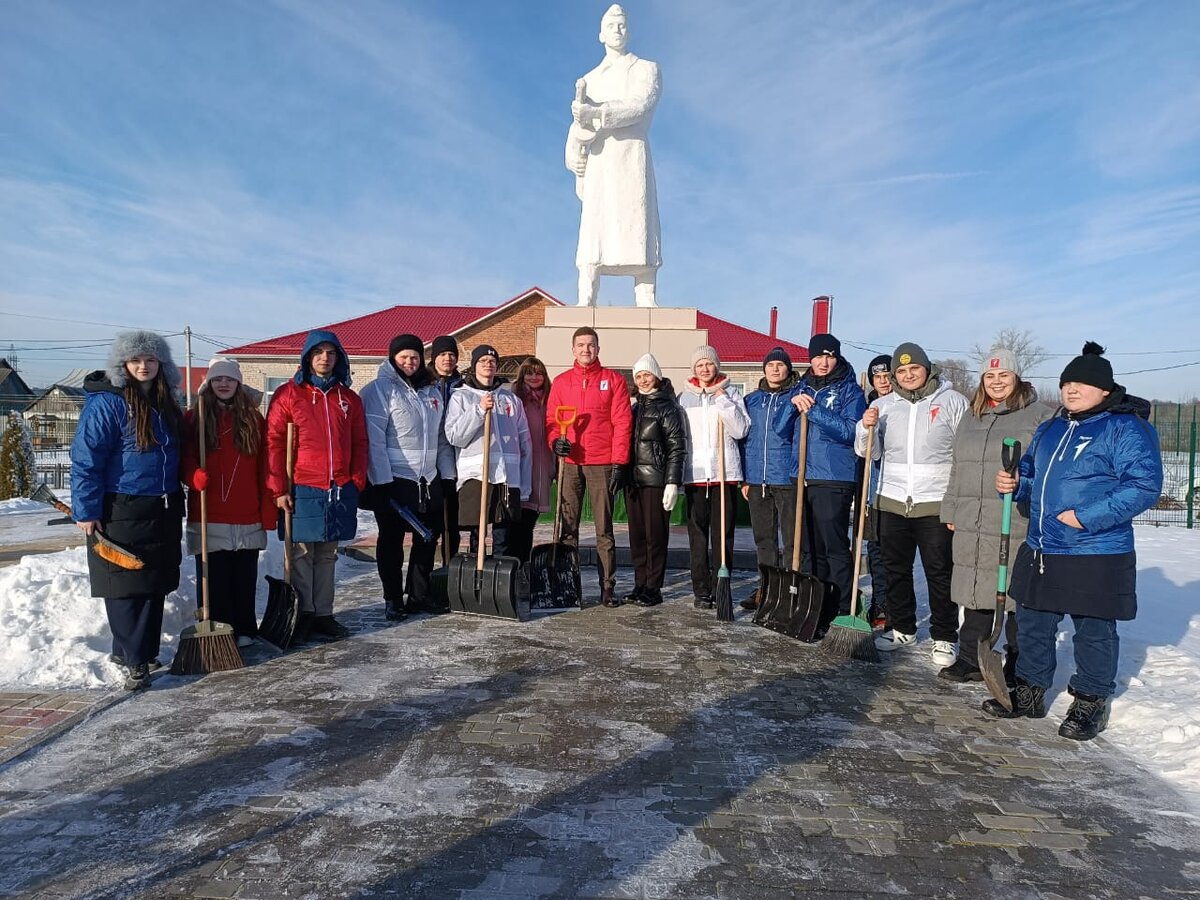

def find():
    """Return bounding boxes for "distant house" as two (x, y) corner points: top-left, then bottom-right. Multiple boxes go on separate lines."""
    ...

(0, 359), (36, 417)
(221, 286), (814, 402)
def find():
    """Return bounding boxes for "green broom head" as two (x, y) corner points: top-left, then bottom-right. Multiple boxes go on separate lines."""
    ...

(714, 565), (734, 622)
(821, 592), (879, 661)
(170, 620), (244, 675)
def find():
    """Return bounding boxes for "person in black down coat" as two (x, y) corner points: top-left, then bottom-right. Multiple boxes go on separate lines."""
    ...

(625, 353), (687, 606)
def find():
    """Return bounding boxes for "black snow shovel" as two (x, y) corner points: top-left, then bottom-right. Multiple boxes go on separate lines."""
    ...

(980, 437), (1021, 710)
(261, 423), (300, 650)
(530, 405), (582, 609)
(754, 412), (826, 642)
(446, 407), (531, 620)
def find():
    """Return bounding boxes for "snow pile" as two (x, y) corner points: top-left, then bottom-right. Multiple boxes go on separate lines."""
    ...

(0, 498), (50, 514)
(1095, 527), (1200, 806)
(0, 546), (193, 688)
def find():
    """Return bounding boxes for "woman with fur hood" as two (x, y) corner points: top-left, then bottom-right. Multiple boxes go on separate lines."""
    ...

(71, 331), (185, 690)
(180, 358), (277, 647)
(360, 334), (449, 619)
(938, 348), (1054, 684)
(444, 344), (532, 557)
(626, 353), (687, 607)
(680, 345), (751, 610)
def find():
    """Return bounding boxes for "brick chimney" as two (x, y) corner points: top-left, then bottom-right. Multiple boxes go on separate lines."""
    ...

(810, 296), (832, 338)
(769, 306), (778, 339)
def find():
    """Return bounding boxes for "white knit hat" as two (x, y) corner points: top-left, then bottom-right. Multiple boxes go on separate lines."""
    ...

(632, 353), (662, 380)
(200, 357), (244, 393)
(982, 347), (1021, 379)
(691, 345), (720, 371)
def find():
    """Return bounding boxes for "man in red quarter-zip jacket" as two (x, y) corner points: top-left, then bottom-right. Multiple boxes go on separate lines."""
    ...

(546, 326), (633, 607)
(267, 329), (368, 640)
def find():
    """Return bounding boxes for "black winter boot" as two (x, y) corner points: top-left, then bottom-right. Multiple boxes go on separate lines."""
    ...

(982, 678), (1046, 719)
(938, 658), (983, 683)
(624, 586), (647, 604)
(385, 600), (408, 622)
(1058, 688), (1109, 741)
(637, 587), (663, 607)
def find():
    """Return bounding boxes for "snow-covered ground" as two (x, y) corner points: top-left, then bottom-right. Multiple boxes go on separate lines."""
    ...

(0, 507), (1197, 806)
(0, 496), (79, 548)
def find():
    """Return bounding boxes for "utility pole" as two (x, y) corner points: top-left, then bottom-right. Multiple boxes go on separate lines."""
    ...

(184, 326), (193, 409)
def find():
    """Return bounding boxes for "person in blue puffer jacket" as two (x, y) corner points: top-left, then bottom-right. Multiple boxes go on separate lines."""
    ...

(986, 342), (1162, 742)
(791, 334), (866, 632)
(739, 347), (801, 611)
(71, 330), (185, 691)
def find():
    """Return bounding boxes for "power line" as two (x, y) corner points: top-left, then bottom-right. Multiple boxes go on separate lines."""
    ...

(0, 310), (179, 332)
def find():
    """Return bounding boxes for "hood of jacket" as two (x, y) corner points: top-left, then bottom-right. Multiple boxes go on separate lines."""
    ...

(756, 371), (800, 394)
(685, 374), (732, 397)
(378, 359), (432, 391)
(801, 359), (852, 392)
(637, 378), (676, 402)
(83, 370), (123, 396)
(1063, 384), (1150, 422)
(295, 330), (352, 388)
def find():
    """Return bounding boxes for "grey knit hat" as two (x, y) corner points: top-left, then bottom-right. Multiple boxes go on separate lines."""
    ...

(890, 342), (931, 373)
(691, 344), (720, 371)
(982, 346), (1021, 379)
(106, 330), (181, 390)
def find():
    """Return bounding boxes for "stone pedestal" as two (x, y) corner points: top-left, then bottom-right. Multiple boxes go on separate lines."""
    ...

(536, 307), (707, 386)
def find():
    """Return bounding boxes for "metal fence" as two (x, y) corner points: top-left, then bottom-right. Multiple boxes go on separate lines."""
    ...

(1138, 404), (1198, 528)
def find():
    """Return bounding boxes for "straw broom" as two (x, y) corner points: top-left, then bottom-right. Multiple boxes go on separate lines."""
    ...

(171, 393), (244, 675)
(820, 423), (879, 662)
(714, 418), (734, 622)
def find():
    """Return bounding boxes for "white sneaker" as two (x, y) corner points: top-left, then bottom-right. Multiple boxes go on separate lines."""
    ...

(930, 640), (956, 667)
(875, 630), (917, 652)
(236, 635), (256, 648)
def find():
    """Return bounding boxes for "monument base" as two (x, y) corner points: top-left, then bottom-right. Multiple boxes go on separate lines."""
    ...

(536, 307), (708, 387)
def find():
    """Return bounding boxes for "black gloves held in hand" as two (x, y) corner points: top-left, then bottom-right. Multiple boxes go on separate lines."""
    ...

(608, 464), (628, 496)
(552, 437), (572, 458)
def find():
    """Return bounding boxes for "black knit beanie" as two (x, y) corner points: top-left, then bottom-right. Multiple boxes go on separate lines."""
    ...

(471, 344), (500, 368)
(868, 354), (892, 377)
(389, 333), (423, 359)
(762, 346), (794, 371)
(808, 333), (841, 360)
(1060, 341), (1114, 390)
(430, 335), (458, 361)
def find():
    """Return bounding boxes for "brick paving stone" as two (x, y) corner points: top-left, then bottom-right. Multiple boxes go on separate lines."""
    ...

(0, 563), (1196, 898)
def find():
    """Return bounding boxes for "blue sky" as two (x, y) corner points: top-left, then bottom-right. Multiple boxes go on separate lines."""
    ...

(2, 0), (1198, 399)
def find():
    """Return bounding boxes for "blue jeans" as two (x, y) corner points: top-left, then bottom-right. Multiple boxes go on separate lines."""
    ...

(1015, 605), (1119, 698)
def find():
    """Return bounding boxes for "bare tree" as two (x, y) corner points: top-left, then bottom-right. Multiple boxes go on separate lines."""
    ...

(934, 358), (974, 396)
(972, 328), (1049, 378)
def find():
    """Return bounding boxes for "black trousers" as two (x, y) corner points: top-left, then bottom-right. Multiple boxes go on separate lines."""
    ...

(628, 485), (669, 590)
(105, 594), (166, 667)
(374, 478), (442, 609)
(505, 507), (542, 565)
(193, 549), (259, 637)
(438, 478), (461, 560)
(465, 486), (522, 559)
(799, 484), (855, 625)
(745, 483), (796, 570)
(685, 484), (738, 600)
(877, 509), (958, 642)
(958, 607), (1017, 667)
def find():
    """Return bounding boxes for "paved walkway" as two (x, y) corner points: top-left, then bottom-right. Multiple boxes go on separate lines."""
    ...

(1, 557), (1197, 899)
(0, 690), (117, 766)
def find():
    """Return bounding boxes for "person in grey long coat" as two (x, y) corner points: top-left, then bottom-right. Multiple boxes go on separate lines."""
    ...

(939, 348), (1055, 683)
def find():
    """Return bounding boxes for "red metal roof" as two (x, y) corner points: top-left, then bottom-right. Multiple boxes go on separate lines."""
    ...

(222, 287), (561, 356)
(698, 313), (810, 364)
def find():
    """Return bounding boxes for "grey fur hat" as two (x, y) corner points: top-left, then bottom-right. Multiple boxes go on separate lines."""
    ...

(106, 330), (182, 390)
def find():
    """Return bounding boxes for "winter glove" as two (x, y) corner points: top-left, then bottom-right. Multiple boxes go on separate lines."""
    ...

(662, 484), (679, 512)
(358, 481), (377, 512)
(552, 437), (572, 458)
(190, 468), (208, 492)
(608, 464), (628, 497)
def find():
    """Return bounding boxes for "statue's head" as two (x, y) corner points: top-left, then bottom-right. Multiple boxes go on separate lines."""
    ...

(599, 4), (628, 52)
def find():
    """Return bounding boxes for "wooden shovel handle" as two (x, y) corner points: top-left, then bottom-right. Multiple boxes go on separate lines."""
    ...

(848, 424), (875, 617)
(790, 412), (809, 571)
(477, 407), (492, 573)
(198, 393), (210, 622)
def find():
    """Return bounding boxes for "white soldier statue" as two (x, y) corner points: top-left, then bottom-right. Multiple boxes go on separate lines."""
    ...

(566, 4), (662, 308)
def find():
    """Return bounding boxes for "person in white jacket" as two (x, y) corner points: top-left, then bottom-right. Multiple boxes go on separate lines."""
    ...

(856, 342), (967, 663)
(360, 334), (448, 619)
(444, 344), (532, 558)
(680, 345), (750, 609)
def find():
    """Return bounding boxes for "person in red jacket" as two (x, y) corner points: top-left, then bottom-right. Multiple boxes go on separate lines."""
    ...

(545, 326), (633, 607)
(181, 359), (277, 646)
(266, 330), (368, 640)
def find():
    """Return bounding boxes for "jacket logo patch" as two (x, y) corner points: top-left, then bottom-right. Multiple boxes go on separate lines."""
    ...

(824, 392), (836, 409)
(1073, 436), (1092, 460)
(930, 405), (940, 422)
(600, 380), (609, 391)
(338, 395), (350, 416)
